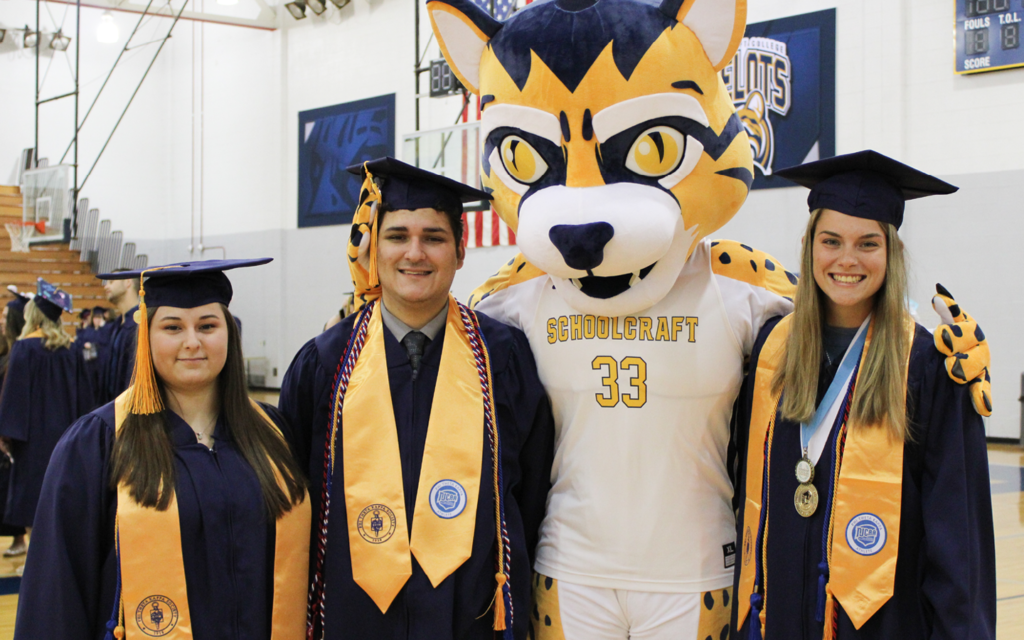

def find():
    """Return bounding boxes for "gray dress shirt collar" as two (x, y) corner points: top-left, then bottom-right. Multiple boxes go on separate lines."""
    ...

(380, 300), (448, 343)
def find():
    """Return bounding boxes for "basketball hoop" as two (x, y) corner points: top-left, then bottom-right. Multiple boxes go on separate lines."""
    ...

(6, 221), (45, 253)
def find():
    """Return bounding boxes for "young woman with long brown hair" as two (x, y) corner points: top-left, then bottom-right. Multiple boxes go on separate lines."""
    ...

(732, 152), (995, 640)
(14, 260), (310, 640)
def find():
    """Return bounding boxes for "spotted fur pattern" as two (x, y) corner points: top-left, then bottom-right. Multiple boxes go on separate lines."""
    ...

(528, 573), (732, 639)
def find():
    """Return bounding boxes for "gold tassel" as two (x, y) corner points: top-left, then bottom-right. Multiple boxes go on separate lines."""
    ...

(124, 266), (182, 415)
(493, 572), (507, 631)
(367, 205), (380, 289)
(822, 588), (836, 640)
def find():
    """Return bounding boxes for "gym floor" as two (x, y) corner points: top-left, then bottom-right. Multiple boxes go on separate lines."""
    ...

(0, 442), (1018, 637)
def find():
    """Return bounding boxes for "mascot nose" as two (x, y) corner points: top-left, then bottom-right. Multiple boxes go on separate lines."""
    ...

(548, 222), (615, 272)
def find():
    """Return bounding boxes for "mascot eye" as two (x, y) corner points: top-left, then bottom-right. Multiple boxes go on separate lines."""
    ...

(625, 127), (686, 178)
(499, 136), (549, 184)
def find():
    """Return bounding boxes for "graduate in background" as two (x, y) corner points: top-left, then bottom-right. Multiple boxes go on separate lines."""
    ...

(733, 151), (995, 640)
(280, 158), (554, 640)
(0, 280), (94, 532)
(99, 269), (140, 404)
(14, 259), (309, 640)
(0, 290), (31, 557)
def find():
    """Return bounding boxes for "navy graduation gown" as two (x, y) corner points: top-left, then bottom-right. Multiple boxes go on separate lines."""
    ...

(0, 354), (24, 537)
(101, 307), (138, 404)
(731, 320), (996, 640)
(13, 401), (294, 640)
(280, 309), (555, 640)
(0, 337), (94, 527)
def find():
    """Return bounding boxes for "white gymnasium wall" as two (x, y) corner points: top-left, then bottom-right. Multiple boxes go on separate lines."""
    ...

(1, 0), (1022, 435)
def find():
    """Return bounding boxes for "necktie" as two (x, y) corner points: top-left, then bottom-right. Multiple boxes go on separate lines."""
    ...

(402, 331), (429, 381)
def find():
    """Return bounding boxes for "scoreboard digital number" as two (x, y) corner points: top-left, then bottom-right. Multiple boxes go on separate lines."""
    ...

(429, 59), (464, 97)
(956, 0), (1024, 74)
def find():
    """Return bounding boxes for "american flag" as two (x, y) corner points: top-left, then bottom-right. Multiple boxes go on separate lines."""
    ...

(463, 210), (517, 249)
(472, 0), (516, 21)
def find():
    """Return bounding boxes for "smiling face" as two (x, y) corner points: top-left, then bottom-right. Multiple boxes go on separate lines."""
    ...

(376, 208), (465, 325)
(150, 303), (229, 394)
(811, 208), (888, 328)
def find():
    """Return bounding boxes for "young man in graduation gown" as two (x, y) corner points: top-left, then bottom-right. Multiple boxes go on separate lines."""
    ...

(99, 270), (140, 404)
(280, 157), (555, 640)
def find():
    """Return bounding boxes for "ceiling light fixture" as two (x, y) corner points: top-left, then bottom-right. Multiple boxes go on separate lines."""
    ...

(49, 30), (71, 51)
(0, 28), (7, 44)
(328, 0), (351, 9)
(285, 0), (307, 19)
(23, 25), (38, 49)
(307, 0), (327, 14)
(97, 11), (118, 43)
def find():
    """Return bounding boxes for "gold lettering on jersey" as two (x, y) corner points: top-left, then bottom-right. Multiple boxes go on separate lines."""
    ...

(547, 315), (700, 344)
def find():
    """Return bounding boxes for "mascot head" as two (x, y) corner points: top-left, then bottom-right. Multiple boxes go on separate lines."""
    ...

(430, 0), (753, 315)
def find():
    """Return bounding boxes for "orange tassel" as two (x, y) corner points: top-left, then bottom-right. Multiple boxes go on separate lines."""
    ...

(367, 208), (380, 289)
(125, 274), (165, 415)
(822, 588), (836, 640)
(493, 572), (507, 631)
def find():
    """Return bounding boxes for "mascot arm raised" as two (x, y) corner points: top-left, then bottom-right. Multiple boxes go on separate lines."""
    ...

(932, 284), (993, 416)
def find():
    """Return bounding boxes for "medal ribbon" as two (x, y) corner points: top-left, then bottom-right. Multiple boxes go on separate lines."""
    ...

(800, 319), (869, 461)
(340, 296), (484, 613)
(109, 391), (310, 640)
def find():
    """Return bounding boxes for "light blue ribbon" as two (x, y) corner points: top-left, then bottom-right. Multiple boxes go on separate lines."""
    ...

(800, 321), (869, 453)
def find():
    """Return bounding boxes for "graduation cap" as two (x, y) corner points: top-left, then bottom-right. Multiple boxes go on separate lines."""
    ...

(35, 278), (73, 322)
(773, 150), (958, 229)
(5, 285), (31, 314)
(96, 258), (272, 416)
(346, 157), (492, 288)
(346, 156), (491, 214)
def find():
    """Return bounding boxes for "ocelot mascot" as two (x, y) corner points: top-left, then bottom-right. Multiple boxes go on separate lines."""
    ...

(346, 0), (992, 637)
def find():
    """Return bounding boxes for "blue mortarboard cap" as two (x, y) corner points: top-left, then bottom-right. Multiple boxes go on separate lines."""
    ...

(773, 150), (958, 229)
(346, 157), (492, 214)
(92, 305), (108, 316)
(35, 278), (74, 322)
(6, 286), (30, 314)
(97, 258), (272, 309)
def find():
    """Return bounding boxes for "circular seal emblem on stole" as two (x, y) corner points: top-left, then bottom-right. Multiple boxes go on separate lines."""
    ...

(845, 513), (887, 556)
(429, 479), (468, 519)
(358, 504), (398, 544)
(135, 595), (179, 637)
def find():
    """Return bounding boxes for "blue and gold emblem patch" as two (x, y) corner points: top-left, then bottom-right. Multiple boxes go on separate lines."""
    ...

(135, 595), (179, 637)
(357, 504), (397, 544)
(428, 479), (468, 519)
(845, 513), (887, 556)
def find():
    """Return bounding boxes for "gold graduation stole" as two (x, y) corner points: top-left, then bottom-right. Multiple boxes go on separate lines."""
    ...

(737, 316), (914, 638)
(309, 295), (513, 633)
(23, 329), (44, 339)
(110, 390), (311, 639)
(341, 295), (483, 611)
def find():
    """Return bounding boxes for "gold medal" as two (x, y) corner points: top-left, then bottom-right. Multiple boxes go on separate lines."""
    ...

(795, 483), (818, 517)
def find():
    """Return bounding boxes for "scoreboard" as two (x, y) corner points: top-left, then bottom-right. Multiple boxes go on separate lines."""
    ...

(956, 0), (1024, 74)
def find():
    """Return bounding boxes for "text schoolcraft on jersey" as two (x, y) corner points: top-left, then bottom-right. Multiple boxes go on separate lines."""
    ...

(546, 315), (699, 344)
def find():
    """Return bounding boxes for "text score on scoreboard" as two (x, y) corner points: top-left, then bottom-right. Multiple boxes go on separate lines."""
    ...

(957, 0), (1024, 74)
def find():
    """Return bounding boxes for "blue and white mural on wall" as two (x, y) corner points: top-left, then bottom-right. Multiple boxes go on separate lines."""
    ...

(721, 9), (836, 190)
(298, 94), (395, 228)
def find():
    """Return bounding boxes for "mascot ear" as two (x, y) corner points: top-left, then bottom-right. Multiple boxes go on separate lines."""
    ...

(660, 0), (747, 71)
(428, 0), (503, 95)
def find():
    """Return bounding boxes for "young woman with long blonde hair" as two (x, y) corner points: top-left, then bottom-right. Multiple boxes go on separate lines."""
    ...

(732, 152), (995, 640)
(0, 282), (93, 531)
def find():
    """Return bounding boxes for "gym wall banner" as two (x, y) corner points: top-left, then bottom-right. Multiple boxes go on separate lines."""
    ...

(722, 9), (836, 190)
(298, 94), (396, 228)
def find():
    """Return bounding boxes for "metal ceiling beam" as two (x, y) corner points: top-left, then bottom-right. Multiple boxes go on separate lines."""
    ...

(45, 0), (278, 31)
